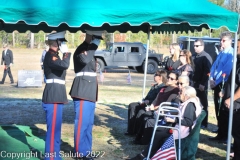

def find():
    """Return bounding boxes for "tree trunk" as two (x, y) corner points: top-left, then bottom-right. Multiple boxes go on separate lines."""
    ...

(30, 32), (34, 49)
(12, 31), (15, 47)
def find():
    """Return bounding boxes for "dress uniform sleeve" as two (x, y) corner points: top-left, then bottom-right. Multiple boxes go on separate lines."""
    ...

(46, 52), (71, 70)
(76, 43), (98, 64)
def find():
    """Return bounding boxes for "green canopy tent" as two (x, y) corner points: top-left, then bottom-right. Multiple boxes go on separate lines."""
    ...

(0, 0), (238, 33)
(0, 0), (239, 159)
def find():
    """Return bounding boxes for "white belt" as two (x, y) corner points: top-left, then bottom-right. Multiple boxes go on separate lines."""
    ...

(75, 72), (97, 77)
(46, 79), (65, 84)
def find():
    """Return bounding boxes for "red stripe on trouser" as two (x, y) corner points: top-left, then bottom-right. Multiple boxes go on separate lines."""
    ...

(50, 103), (57, 160)
(76, 100), (84, 156)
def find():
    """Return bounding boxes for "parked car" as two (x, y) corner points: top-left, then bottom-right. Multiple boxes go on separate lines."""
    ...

(94, 42), (164, 74)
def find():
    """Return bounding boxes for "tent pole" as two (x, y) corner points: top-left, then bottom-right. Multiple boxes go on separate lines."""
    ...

(142, 26), (151, 99)
(226, 32), (239, 160)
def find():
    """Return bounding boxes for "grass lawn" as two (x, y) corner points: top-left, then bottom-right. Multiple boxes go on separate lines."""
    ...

(0, 48), (230, 160)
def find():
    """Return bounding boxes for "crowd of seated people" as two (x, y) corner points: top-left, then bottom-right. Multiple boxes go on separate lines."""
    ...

(133, 71), (179, 145)
(125, 70), (167, 136)
(128, 86), (203, 160)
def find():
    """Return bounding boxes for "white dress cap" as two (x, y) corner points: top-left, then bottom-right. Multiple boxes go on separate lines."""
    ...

(47, 31), (67, 41)
(86, 30), (105, 39)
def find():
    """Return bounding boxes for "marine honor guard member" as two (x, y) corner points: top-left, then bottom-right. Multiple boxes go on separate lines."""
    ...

(42, 31), (71, 160)
(69, 30), (104, 160)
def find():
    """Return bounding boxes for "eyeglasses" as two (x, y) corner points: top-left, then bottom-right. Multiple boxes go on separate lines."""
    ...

(167, 76), (175, 81)
(221, 39), (228, 43)
(154, 74), (160, 77)
(194, 45), (202, 47)
(179, 55), (185, 58)
(177, 82), (184, 86)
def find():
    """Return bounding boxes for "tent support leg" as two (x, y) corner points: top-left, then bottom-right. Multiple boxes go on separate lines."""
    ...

(142, 26), (151, 99)
(226, 32), (239, 160)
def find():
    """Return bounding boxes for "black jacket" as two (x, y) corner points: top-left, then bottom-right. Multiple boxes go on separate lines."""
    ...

(223, 59), (240, 110)
(1, 49), (13, 65)
(42, 49), (71, 103)
(192, 51), (212, 87)
(144, 83), (165, 105)
(165, 58), (181, 71)
(69, 41), (98, 102)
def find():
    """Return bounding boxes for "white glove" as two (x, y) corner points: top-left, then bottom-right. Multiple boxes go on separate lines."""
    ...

(90, 39), (101, 46)
(59, 43), (68, 53)
(10, 63), (13, 66)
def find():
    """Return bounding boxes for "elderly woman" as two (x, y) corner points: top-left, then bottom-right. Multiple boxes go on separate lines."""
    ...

(165, 43), (181, 72)
(129, 86), (202, 160)
(125, 69), (167, 135)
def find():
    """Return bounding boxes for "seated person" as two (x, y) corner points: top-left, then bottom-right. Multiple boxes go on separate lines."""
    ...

(172, 75), (190, 104)
(125, 70), (167, 135)
(133, 71), (179, 144)
(129, 86), (202, 160)
(142, 75), (190, 143)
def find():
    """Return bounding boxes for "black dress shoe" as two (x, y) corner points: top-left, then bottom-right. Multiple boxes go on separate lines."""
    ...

(75, 156), (94, 160)
(124, 132), (135, 136)
(201, 125), (207, 130)
(212, 129), (218, 133)
(82, 156), (94, 160)
(218, 138), (228, 144)
(11, 81), (14, 84)
(0, 81), (3, 84)
(209, 136), (223, 141)
(128, 154), (146, 160)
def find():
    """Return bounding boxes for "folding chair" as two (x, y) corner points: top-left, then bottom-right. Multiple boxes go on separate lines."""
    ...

(175, 110), (206, 160)
(147, 102), (181, 160)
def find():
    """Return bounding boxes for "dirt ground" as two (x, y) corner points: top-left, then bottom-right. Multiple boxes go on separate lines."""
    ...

(0, 48), (227, 160)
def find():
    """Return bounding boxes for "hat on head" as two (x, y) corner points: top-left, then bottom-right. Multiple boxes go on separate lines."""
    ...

(86, 30), (104, 40)
(47, 31), (67, 42)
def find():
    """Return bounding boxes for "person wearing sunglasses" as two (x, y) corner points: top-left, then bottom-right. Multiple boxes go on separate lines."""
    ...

(133, 71), (179, 145)
(209, 31), (233, 143)
(128, 86), (202, 160)
(192, 39), (212, 130)
(176, 49), (194, 85)
(165, 43), (181, 72)
(125, 70), (167, 136)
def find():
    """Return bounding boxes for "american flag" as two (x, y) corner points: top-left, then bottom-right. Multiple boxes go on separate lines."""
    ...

(127, 70), (131, 84)
(151, 134), (176, 160)
(99, 70), (104, 83)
